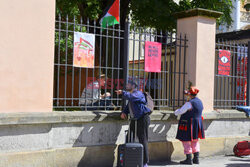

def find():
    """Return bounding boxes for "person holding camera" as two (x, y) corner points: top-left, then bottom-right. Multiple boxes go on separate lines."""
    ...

(116, 80), (151, 167)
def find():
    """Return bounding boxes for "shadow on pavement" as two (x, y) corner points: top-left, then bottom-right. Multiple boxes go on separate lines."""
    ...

(226, 156), (250, 167)
(229, 158), (250, 162)
(149, 161), (180, 166)
(225, 163), (250, 167)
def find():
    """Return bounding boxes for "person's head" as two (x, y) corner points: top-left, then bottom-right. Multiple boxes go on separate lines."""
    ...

(126, 80), (138, 91)
(97, 74), (106, 87)
(184, 86), (199, 100)
(187, 86), (199, 98)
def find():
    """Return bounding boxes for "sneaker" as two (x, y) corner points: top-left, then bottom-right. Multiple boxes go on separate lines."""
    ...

(143, 163), (148, 167)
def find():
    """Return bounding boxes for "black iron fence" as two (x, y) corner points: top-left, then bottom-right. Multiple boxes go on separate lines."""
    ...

(214, 39), (249, 109)
(53, 15), (188, 111)
(127, 25), (188, 110)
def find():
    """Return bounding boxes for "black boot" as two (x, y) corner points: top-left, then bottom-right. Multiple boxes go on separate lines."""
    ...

(180, 154), (193, 165)
(193, 152), (199, 164)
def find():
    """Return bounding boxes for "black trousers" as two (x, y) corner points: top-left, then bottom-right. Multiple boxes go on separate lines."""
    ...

(126, 114), (150, 164)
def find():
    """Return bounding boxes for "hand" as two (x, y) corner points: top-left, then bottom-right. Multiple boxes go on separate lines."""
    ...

(120, 113), (127, 120)
(115, 90), (123, 95)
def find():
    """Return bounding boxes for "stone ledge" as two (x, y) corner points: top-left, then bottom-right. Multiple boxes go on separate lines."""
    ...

(0, 136), (249, 167)
(0, 110), (248, 126)
(204, 110), (249, 120)
(174, 8), (223, 19)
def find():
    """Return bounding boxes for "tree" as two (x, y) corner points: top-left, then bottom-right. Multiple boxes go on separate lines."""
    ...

(56, 0), (130, 29)
(56, 0), (235, 30)
(131, 0), (234, 30)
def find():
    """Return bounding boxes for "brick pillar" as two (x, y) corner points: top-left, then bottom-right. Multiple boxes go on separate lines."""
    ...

(176, 8), (222, 112)
(0, 0), (55, 112)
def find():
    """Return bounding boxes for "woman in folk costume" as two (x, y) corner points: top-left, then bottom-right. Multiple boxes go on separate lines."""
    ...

(175, 86), (205, 165)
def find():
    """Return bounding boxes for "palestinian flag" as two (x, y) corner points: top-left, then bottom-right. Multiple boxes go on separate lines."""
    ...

(100, 0), (119, 29)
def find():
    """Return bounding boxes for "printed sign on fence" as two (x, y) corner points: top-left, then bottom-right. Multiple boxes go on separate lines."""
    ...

(73, 32), (95, 68)
(218, 50), (231, 76)
(145, 41), (162, 72)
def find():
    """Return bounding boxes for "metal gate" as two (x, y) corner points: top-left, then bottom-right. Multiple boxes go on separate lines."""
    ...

(53, 15), (188, 111)
(214, 39), (250, 109)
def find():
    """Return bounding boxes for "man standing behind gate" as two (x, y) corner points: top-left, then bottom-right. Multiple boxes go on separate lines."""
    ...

(116, 80), (151, 167)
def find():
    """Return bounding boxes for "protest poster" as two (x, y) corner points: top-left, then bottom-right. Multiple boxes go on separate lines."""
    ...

(145, 41), (162, 72)
(218, 49), (231, 76)
(73, 32), (95, 68)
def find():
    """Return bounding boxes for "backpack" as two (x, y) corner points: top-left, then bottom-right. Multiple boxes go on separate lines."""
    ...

(143, 92), (154, 114)
(233, 141), (250, 157)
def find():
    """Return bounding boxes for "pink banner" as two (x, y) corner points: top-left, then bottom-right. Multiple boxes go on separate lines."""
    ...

(145, 41), (162, 72)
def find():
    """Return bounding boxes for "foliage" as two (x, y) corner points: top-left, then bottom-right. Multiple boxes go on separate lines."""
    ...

(56, 0), (235, 30)
(130, 0), (234, 30)
(56, 0), (108, 21)
(188, 0), (233, 28)
(130, 0), (178, 30)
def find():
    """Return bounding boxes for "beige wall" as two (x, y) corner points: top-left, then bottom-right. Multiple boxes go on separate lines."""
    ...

(177, 16), (217, 112)
(0, 0), (55, 112)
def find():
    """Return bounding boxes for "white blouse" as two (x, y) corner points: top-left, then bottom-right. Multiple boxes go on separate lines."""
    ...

(174, 102), (192, 116)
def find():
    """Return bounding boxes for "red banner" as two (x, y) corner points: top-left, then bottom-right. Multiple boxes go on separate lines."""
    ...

(145, 41), (162, 73)
(236, 46), (248, 105)
(218, 50), (231, 76)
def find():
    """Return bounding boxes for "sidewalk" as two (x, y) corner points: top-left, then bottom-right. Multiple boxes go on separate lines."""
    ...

(149, 155), (250, 167)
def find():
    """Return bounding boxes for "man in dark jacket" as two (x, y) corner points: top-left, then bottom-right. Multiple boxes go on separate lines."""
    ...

(175, 86), (205, 165)
(116, 80), (151, 167)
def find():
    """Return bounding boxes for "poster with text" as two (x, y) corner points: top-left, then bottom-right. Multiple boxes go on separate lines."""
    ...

(73, 32), (95, 68)
(145, 41), (162, 72)
(218, 50), (231, 76)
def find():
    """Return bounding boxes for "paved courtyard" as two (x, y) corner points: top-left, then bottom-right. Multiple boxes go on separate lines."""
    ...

(149, 155), (250, 167)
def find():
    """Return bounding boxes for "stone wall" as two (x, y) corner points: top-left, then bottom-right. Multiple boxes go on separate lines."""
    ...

(0, 111), (249, 167)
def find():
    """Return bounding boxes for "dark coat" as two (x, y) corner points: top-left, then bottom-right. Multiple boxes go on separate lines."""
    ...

(176, 97), (205, 141)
